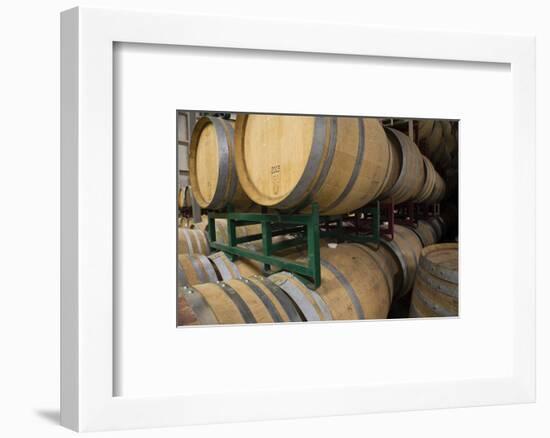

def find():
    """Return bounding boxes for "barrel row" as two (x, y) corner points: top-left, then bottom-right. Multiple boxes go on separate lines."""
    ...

(189, 115), (446, 214)
(178, 240), (310, 288)
(178, 216), (446, 297)
(178, 244), (393, 325)
(178, 219), (452, 325)
(177, 276), (303, 325)
(178, 228), (210, 256)
(417, 120), (458, 173)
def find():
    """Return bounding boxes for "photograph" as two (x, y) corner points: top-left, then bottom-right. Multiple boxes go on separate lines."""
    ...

(176, 112), (459, 325)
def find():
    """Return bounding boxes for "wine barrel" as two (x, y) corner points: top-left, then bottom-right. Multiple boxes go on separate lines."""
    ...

(423, 171), (446, 204)
(208, 252), (241, 281)
(235, 115), (392, 214)
(379, 225), (423, 298)
(234, 258), (266, 278)
(427, 216), (444, 242)
(409, 219), (438, 247)
(178, 277), (303, 325)
(208, 251), (278, 280)
(192, 214), (208, 236)
(349, 243), (399, 302)
(424, 121), (443, 156)
(189, 116), (252, 210)
(410, 243), (458, 317)
(269, 244), (391, 320)
(177, 185), (192, 209)
(207, 219), (289, 256)
(178, 228), (210, 255)
(177, 254), (218, 286)
(414, 156), (437, 203)
(268, 272), (332, 321)
(231, 242), (309, 278)
(417, 119), (435, 142)
(209, 219), (261, 245)
(382, 127), (424, 205)
(239, 235), (289, 252)
(377, 129), (401, 200)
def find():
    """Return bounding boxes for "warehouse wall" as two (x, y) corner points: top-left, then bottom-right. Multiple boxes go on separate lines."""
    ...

(0, 1), (548, 437)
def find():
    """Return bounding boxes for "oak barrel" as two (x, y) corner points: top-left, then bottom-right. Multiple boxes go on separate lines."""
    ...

(349, 243), (399, 303)
(234, 258), (266, 278)
(178, 228), (210, 255)
(268, 272), (332, 321)
(410, 243), (458, 317)
(207, 251), (280, 281)
(414, 156), (437, 203)
(208, 251), (242, 281)
(423, 120), (443, 156)
(232, 242), (309, 278)
(377, 129), (401, 200)
(417, 120), (435, 142)
(208, 219), (288, 255)
(427, 216), (444, 242)
(382, 127), (424, 205)
(177, 277), (303, 325)
(189, 117), (252, 210)
(379, 225), (423, 298)
(423, 171), (446, 204)
(209, 219), (261, 245)
(177, 254), (218, 287)
(269, 244), (391, 320)
(235, 115), (392, 214)
(409, 219), (439, 247)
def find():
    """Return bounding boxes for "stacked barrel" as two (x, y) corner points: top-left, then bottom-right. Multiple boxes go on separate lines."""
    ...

(417, 119), (459, 240)
(177, 114), (458, 325)
(178, 243), (392, 325)
(178, 227), (456, 324)
(177, 223), (456, 324)
(410, 243), (458, 317)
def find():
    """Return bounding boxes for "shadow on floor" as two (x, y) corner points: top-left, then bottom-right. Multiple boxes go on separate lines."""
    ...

(35, 409), (59, 424)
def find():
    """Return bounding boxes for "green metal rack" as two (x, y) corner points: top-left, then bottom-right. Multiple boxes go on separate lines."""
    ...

(320, 202), (382, 247)
(207, 202), (383, 289)
(208, 203), (321, 288)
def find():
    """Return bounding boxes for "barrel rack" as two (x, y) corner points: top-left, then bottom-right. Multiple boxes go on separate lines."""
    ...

(395, 201), (441, 227)
(207, 200), (441, 288)
(207, 202), (386, 288)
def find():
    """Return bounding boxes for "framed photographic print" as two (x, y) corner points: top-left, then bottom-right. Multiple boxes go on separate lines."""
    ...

(61, 7), (535, 432)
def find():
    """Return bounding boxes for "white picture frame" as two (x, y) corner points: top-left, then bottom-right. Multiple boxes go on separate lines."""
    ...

(60, 6), (536, 432)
